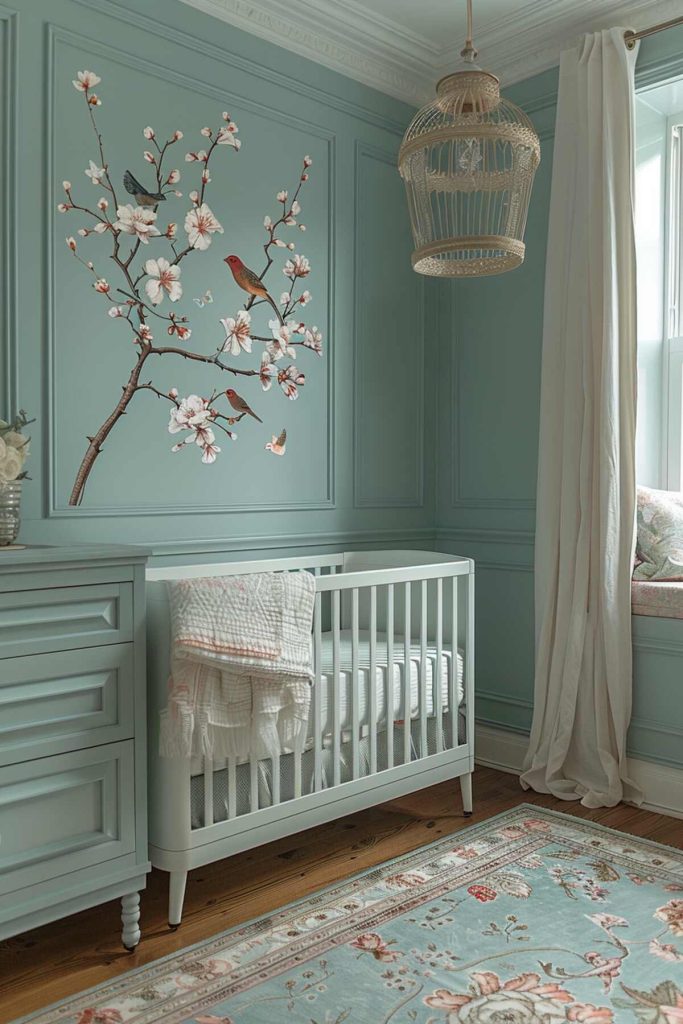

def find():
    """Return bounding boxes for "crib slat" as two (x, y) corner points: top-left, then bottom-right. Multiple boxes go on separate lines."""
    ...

(466, 570), (475, 751)
(451, 574), (459, 749)
(203, 756), (214, 827)
(369, 586), (377, 775)
(332, 589), (341, 787)
(351, 588), (360, 779)
(435, 577), (444, 754)
(420, 579), (428, 758)
(272, 753), (281, 806)
(250, 756), (258, 813)
(403, 581), (411, 766)
(313, 590), (323, 792)
(228, 758), (237, 819)
(386, 584), (395, 769)
(294, 751), (303, 799)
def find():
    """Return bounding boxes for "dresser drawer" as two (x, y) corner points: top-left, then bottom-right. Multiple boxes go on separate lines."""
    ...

(0, 645), (135, 766)
(0, 742), (136, 895)
(0, 583), (133, 658)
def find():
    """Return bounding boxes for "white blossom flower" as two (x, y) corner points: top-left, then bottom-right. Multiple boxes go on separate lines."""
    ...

(287, 242), (295, 250)
(189, 189), (199, 205)
(143, 150), (155, 164)
(85, 159), (105, 184)
(185, 150), (208, 163)
(173, 130), (183, 141)
(167, 169), (180, 185)
(277, 190), (288, 203)
(184, 202), (223, 250)
(66, 236), (77, 251)
(303, 325), (322, 355)
(72, 70), (101, 92)
(268, 319), (296, 360)
(93, 221), (109, 233)
(299, 290), (312, 306)
(108, 305), (123, 317)
(93, 278), (109, 293)
(201, 438), (221, 463)
(168, 394), (212, 436)
(264, 216), (273, 229)
(201, 169), (211, 185)
(114, 204), (161, 243)
(62, 180), (72, 191)
(220, 310), (252, 355)
(291, 200), (301, 215)
(97, 197), (108, 211)
(200, 126), (212, 137)
(278, 364), (305, 399)
(274, 239), (286, 248)
(144, 257), (182, 305)
(259, 353), (276, 392)
(169, 387), (178, 398)
(77, 228), (88, 237)
(283, 254), (311, 278)
(303, 155), (312, 167)
(216, 124), (240, 148)
(299, 224), (306, 231)
(280, 291), (291, 306)
(57, 203), (69, 213)
(143, 126), (155, 140)
(137, 324), (153, 343)
(0, 438), (24, 484)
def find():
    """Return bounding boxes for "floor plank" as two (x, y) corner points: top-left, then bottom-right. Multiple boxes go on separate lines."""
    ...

(0, 767), (681, 1022)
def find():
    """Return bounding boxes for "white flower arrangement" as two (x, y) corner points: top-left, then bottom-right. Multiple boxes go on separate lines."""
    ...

(0, 411), (32, 485)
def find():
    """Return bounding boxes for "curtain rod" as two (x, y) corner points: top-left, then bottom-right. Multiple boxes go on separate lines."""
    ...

(624, 14), (683, 49)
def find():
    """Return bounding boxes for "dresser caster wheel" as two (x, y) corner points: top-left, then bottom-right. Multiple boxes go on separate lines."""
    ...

(168, 921), (180, 931)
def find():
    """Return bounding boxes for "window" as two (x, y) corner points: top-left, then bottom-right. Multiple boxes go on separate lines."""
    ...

(635, 82), (683, 491)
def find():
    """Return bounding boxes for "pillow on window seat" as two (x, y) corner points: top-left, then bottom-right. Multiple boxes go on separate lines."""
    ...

(632, 579), (683, 618)
(633, 485), (683, 581)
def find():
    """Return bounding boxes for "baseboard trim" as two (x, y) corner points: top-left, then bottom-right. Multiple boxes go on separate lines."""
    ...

(474, 723), (683, 819)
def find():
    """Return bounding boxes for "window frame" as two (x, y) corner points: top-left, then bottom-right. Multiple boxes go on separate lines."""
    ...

(662, 111), (683, 491)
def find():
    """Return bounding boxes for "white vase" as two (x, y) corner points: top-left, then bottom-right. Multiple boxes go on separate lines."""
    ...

(0, 479), (21, 546)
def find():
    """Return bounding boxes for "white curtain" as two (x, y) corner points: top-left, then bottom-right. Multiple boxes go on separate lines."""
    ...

(520, 28), (642, 808)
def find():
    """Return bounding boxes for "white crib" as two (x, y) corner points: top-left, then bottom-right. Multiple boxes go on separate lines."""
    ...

(146, 550), (474, 926)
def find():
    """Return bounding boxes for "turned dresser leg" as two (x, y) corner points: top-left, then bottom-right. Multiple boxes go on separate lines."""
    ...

(460, 771), (473, 817)
(121, 891), (141, 951)
(168, 870), (188, 929)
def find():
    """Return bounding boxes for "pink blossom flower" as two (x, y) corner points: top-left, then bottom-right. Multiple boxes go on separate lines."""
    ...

(278, 365), (305, 399)
(173, 130), (183, 141)
(66, 236), (77, 251)
(168, 322), (192, 342)
(283, 254), (310, 278)
(72, 70), (101, 92)
(221, 310), (252, 356)
(184, 203), (223, 250)
(200, 126), (212, 137)
(167, 169), (180, 185)
(185, 149), (208, 163)
(137, 324), (153, 343)
(114, 204), (160, 243)
(299, 289), (311, 305)
(303, 326), (322, 355)
(259, 354), (276, 392)
(85, 160), (105, 184)
(144, 257), (182, 305)
(143, 150), (155, 164)
(93, 278), (109, 293)
(143, 126), (155, 140)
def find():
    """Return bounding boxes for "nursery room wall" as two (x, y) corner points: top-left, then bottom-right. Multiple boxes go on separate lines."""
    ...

(5, 0), (438, 560)
(435, 25), (683, 782)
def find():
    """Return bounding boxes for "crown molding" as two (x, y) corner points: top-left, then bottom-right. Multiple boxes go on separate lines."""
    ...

(178, 0), (683, 106)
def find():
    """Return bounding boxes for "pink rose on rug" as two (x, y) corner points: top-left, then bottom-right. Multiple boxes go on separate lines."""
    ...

(655, 899), (683, 936)
(424, 971), (573, 1022)
(350, 932), (402, 962)
(567, 1004), (614, 1023)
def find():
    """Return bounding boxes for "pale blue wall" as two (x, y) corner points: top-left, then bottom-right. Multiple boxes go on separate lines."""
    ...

(435, 30), (683, 769)
(5, 0), (435, 558)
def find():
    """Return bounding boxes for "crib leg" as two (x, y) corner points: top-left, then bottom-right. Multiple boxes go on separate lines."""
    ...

(121, 892), (141, 951)
(168, 870), (188, 929)
(460, 771), (473, 817)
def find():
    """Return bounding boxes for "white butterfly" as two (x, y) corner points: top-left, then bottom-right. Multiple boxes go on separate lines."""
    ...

(193, 290), (213, 308)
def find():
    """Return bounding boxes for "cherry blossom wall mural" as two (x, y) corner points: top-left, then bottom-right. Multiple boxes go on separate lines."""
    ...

(59, 70), (322, 506)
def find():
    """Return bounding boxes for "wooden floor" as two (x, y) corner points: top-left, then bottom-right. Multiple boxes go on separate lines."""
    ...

(1, 766), (681, 1023)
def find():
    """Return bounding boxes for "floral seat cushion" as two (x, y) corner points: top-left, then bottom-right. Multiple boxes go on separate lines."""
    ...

(634, 485), (683, 581)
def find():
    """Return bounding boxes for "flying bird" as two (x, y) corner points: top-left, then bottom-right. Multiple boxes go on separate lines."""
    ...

(265, 428), (286, 456)
(224, 255), (284, 325)
(225, 388), (263, 423)
(123, 169), (167, 207)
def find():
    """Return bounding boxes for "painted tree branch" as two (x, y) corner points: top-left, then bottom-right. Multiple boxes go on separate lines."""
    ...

(61, 69), (320, 505)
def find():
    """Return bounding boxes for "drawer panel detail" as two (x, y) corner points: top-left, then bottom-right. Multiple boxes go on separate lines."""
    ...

(0, 742), (135, 894)
(0, 583), (133, 658)
(0, 645), (135, 765)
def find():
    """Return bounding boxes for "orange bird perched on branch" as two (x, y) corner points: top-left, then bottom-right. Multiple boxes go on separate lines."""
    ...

(225, 388), (263, 423)
(224, 255), (284, 325)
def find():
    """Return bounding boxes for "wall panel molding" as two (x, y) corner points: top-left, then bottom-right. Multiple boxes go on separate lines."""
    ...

(0, 6), (18, 415)
(45, 22), (335, 517)
(353, 141), (425, 509)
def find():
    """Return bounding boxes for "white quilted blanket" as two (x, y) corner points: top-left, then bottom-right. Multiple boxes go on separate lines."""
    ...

(160, 571), (316, 761)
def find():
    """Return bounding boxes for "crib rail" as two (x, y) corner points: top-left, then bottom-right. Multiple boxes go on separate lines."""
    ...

(146, 551), (474, 838)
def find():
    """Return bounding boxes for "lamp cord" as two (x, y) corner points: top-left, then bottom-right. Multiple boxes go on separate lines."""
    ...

(461, 0), (479, 63)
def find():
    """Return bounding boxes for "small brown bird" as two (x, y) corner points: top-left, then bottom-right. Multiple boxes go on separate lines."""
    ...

(123, 169), (166, 207)
(226, 388), (262, 423)
(265, 428), (286, 455)
(224, 255), (284, 324)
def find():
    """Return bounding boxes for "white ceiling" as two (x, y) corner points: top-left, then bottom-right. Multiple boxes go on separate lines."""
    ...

(179, 0), (683, 105)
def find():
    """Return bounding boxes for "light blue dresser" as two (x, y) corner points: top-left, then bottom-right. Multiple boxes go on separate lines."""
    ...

(0, 545), (150, 949)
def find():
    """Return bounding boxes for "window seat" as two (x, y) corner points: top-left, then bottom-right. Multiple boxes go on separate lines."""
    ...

(632, 580), (683, 619)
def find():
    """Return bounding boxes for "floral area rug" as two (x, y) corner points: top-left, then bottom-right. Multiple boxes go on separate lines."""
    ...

(20, 806), (683, 1024)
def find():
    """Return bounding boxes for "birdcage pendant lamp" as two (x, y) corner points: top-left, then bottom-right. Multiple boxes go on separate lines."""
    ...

(398, 0), (540, 277)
